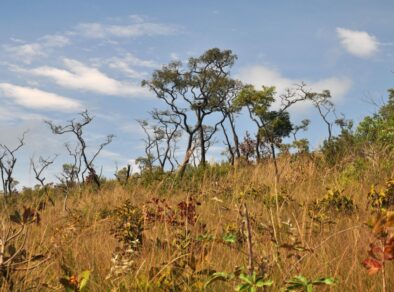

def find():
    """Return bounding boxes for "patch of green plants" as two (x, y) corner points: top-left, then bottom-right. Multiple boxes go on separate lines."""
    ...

(308, 189), (356, 223)
(367, 178), (394, 210)
(60, 270), (90, 292)
(284, 275), (335, 291)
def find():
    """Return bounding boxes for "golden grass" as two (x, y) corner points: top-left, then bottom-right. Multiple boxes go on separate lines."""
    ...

(1, 154), (393, 291)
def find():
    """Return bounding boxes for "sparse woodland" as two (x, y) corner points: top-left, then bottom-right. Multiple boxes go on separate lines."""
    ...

(1, 48), (394, 291)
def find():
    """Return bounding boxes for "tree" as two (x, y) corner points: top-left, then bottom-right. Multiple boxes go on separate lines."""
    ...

(142, 48), (239, 176)
(46, 110), (113, 189)
(357, 88), (394, 147)
(234, 84), (311, 183)
(218, 80), (243, 164)
(31, 155), (57, 206)
(303, 89), (335, 142)
(0, 132), (27, 201)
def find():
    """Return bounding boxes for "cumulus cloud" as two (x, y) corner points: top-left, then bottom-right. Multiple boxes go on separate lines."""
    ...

(0, 83), (81, 111)
(236, 65), (352, 112)
(75, 21), (178, 39)
(15, 59), (149, 97)
(336, 28), (378, 58)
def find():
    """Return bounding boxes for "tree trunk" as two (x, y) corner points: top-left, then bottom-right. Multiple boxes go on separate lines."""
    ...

(221, 122), (234, 165)
(199, 121), (206, 167)
(229, 115), (241, 159)
(178, 133), (194, 177)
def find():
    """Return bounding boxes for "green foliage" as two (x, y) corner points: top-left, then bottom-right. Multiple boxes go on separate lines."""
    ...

(236, 272), (273, 291)
(367, 178), (394, 210)
(284, 275), (335, 291)
(59, 270), (90, 292)
(259, 111), (293, 143)
(205, 268), (273, 291)
(292, 139), (309, 154)
(309, 189), (356, 223)
(356, 89), (394, 148)
(111, 200), (144, 249)
(235, 85), (293, 145)
(338, 158), (366, 186)
(320, 131), (356, 166)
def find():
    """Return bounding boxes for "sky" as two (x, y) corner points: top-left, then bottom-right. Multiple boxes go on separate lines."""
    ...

(0, 0), (393, 187)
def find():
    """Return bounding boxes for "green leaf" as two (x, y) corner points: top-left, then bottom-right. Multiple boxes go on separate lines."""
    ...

(239, 273), (253, 285)
(256, 279), (273, 287)
(78, 270), (90, 291)
(205, 271), (234, 288)
(223, 233), (237, 244)
(312, 277), (336, 286)
(235, 283), (251, 291)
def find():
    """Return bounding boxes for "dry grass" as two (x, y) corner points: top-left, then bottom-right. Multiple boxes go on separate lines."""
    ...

(1, 154), (393, 291)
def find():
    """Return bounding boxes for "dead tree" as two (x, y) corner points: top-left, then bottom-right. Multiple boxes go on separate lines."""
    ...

(45, 110), (113, 189)
(0, 132), (27, 201)
(137, 111), (182, 172)
(30, 155), (57, 207)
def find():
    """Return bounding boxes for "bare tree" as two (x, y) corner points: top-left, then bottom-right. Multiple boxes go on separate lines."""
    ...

(0, 132), (27, 201)
(137, 109), (183, 172)
(151, 109), (182, 171)
(45, 110), (113, 189)
(30, 155), (57, 207)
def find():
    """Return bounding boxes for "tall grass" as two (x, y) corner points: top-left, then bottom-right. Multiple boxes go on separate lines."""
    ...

(1, 152), (393, 291)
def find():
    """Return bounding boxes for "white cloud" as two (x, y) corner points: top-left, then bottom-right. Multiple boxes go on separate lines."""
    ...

(336, 27), (378, 58)
(40, 34), (70, 47)
(0, 105), (47, 122)
(0, 83), (81, 111)
(100, 53), (157, 78)
(15, 59), (149, 97)
(236, 65), (352, 112)
(75, 21), (178, 39)
(4, 34), (71, 63)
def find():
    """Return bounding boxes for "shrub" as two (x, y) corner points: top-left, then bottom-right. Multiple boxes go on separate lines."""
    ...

(309, 189), (356, 223)
(367, 178), (394, 210)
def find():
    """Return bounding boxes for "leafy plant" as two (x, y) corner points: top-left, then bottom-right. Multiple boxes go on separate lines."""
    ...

(367, 178), (394, 210)
(309, 189), (356, 223)
(362, 211), (394, 291)
(107, 201), (144, 280)
(284, 275), (335, 291)
(205, 268), (273, 291)
(59, 270), (90, 292)
(236, 272), (273, 291)
(111, 200), (144, 249)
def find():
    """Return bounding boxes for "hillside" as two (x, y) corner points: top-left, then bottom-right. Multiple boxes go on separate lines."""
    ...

(1, 150), (394, 291)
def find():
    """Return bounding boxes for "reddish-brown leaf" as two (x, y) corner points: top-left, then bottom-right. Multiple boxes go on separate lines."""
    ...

(384, 237), (394, 260)
(368, 243), (383, 260)
(362, 258), (382, 275)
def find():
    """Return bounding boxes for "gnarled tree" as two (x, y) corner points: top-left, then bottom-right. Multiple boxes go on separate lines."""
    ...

(142, 48), (238, 176)
(45, 110), (113, 189)
(0, 132), (27, 201)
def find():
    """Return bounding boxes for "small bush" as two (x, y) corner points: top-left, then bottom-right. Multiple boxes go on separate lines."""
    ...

(367, 178), (394, 210)
(309, 189), (356, 222)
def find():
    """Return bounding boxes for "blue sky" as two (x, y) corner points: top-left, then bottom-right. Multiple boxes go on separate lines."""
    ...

(0, 0), (393, 187)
